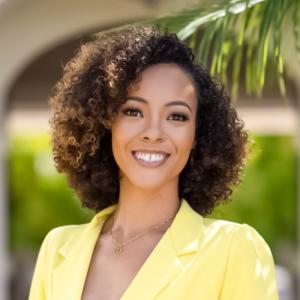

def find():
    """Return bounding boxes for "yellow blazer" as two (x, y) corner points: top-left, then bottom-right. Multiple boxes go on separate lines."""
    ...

(28, 199), (279, 300)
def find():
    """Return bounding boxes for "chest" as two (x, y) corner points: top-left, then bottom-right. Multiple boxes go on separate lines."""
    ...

(81, 233), (163, 300)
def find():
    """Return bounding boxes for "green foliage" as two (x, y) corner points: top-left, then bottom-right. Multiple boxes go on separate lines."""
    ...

(141, 0), (300, 98)
(8, 133), (296, 258)
(211, 134), (297, 255)
(8, 134), (93, 250)
(95, 0), (300, 98)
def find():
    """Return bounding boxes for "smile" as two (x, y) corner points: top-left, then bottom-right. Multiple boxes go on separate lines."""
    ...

(132, 151), (170, 167)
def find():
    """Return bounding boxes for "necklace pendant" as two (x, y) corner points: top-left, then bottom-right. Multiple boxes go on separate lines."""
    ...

(114, 245), (123, 253)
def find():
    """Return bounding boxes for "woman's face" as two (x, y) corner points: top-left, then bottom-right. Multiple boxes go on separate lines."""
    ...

(111, 63), (198, 191)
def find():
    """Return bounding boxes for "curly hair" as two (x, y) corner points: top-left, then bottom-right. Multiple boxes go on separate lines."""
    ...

(49, 24), (250, 216)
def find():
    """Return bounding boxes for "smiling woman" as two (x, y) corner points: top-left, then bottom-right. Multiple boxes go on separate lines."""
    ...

(111, 63), (197, 192)
(28, 25), (279, 300)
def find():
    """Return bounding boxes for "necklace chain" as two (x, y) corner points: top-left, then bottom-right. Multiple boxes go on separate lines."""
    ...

(110, 214), (174, 254)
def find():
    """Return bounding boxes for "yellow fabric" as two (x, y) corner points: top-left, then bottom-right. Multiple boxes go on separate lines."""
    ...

(28, 199), (279, 300)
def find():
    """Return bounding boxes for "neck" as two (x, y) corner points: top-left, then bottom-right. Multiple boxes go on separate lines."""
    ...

(107, 178), (181, 240)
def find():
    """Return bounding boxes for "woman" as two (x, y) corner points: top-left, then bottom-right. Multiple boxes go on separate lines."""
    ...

(28, 25), (279, 300)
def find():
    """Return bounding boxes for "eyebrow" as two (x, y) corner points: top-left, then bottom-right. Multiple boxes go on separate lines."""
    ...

(124, 96), (192, 112)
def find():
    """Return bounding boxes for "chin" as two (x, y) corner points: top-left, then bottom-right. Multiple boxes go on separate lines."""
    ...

(125, 174), (171, 191)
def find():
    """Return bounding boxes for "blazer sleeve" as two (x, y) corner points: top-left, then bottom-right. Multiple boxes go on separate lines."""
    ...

(219, 224), (279, 300)
(28, 231), (51, 300)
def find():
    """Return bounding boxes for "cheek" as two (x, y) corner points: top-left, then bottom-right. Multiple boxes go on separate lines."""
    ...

(168, 124), (196, 171)
(176, 134), (194, 164)
(111, 121), (138, 163)
(111, 125), (126, 162)
(172, 123), (196, 151)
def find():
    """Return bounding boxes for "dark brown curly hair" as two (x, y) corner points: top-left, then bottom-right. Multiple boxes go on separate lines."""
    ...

(49, 24), (250, 216)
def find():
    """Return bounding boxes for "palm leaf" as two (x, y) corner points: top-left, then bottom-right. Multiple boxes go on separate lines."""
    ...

(94, 0), (300, 98)
(142, 0), (300, 98)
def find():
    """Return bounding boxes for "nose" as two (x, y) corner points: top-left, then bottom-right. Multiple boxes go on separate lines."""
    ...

(139, 118), (165, 143)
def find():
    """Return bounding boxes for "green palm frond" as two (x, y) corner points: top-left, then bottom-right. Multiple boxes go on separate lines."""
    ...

(141, 0), (300, 98)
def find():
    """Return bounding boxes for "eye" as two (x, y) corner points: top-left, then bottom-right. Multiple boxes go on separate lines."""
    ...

(122, 108), (143, 117)
(168, 113), (189, 122)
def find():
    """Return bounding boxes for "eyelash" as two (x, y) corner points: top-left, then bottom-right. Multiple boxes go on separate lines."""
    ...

(121, 108), (189, 122)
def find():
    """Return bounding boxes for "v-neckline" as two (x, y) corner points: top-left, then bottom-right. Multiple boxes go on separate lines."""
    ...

(80, 202), (182, 300)
(52, 199), (202, 300)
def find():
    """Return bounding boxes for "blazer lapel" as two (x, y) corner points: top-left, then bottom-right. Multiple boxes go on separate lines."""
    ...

(51, 204), (117, 300)
(51, 199), (203, 300)
(121, 199), (204, 300)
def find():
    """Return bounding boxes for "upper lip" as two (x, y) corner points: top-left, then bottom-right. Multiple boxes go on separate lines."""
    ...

(132, 149), (170, 156)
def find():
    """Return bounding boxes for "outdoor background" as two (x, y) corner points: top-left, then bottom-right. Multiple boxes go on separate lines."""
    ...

(0, 0), (299, 300)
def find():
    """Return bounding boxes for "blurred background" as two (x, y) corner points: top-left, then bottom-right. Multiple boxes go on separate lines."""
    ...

(0, 0), (299, 299)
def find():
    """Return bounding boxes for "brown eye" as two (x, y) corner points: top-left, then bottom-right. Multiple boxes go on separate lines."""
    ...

(168, 113), (189, 122)
(122, 108), (143, 117)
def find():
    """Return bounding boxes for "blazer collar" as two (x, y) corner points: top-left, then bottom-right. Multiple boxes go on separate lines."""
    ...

(52, 199), (203, 300)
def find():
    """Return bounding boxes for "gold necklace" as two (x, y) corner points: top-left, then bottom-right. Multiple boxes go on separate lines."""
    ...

(110, 214), (174, 254)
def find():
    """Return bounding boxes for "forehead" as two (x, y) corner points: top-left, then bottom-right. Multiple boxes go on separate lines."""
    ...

(128, 63), (197, 107)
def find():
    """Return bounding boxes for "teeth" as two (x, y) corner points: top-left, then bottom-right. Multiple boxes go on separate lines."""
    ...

(134, 152), (166, 162)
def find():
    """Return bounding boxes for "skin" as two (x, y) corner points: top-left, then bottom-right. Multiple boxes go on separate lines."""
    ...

(109, 62), (198, 240)
(81, 63), (198, 300)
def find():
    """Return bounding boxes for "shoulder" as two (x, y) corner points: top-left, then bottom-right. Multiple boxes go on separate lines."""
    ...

(201, 217), (273, 257)
(202, 219), (279, 298)
(41, 222), (91, 251)
(202, 217), (267, 241)
(201, 217), (274, 269)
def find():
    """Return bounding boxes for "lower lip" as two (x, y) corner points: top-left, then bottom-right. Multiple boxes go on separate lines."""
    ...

(132, 152), (170, 167)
